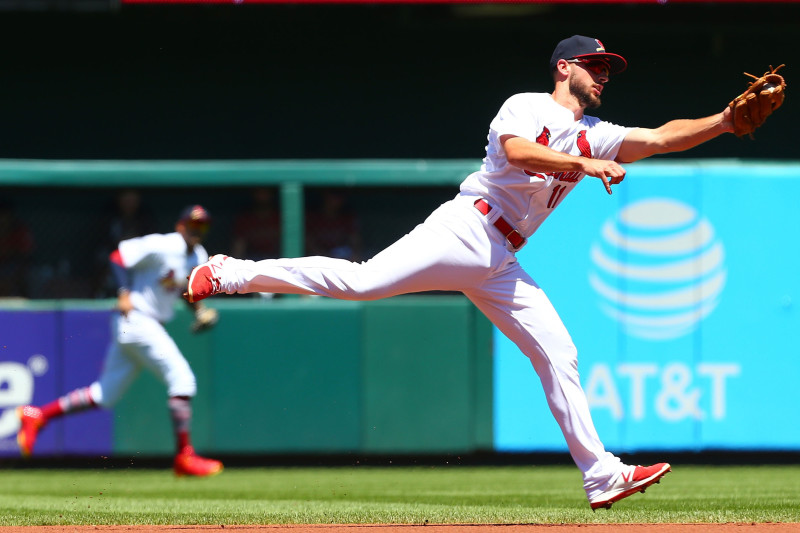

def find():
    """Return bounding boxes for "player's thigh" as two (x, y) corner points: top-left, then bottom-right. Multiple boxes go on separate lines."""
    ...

(138, 333), (197, 397)
(123, 315), (197, 397)
(363, 216), (491, 295)
(465, 263), (577, 369)
(95, 341), (143, 407)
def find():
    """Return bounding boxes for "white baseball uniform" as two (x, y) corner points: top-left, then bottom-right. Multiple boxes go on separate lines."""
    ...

(213, 92), (633, 500)
(90, 232), (208, 407)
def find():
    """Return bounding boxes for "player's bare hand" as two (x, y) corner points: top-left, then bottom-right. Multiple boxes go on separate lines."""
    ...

(583, 159), (626, 195)
(116, 290), (134, 317)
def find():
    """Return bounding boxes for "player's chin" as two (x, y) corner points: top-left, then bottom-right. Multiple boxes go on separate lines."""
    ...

(586, 94), (602, 109)
(574, 88), (602, 109)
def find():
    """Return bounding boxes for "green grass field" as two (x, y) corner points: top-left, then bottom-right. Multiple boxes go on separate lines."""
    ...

(1, 464), (799, 526)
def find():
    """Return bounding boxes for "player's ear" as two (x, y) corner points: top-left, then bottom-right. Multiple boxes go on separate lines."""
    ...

(553, 59), (571, 81)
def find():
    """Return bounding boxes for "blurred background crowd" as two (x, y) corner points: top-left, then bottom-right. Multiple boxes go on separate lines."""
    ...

(0, 184), (459, 299)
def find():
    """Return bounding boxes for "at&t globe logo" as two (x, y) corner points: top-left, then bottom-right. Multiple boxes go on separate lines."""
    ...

(589, 198), (727, 340)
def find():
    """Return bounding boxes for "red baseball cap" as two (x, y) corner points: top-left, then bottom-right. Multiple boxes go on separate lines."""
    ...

(549, 35), (627, 74)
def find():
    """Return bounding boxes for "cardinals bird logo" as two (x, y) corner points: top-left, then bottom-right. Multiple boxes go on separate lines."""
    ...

(160, 270), (180, 291)
(577, 130), (592, 158)
(594, 39), (605, 52)
(524, 127), (554, 177)
(535, 127), (551, 146)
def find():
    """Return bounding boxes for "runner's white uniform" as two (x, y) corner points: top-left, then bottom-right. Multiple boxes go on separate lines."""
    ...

(214, 92), (634, 500)
(90, 232), (208, 407)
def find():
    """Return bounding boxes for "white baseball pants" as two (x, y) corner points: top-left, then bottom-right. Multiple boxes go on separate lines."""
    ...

(217, 193), (622, 498)
(90, 310), (197, 407)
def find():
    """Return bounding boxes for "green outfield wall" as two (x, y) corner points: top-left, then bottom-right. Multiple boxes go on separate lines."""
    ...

(112, 297), (494, 456)
(0, 159), (490, 456)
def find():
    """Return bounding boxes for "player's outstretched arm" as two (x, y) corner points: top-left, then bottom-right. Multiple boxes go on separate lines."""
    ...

(616, 109), (734, 164)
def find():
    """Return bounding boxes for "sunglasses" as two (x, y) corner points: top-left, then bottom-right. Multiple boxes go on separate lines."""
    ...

(567, 59), (610, 78)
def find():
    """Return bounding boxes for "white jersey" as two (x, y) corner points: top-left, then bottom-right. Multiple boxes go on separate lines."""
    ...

(460, 92), (632, 238)
(118, 232), (209, 323)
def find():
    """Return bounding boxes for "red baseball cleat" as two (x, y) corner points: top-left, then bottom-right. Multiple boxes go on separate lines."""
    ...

(589, 462), (671, 510)
(184, 255), (229, 303)
(17, 406), (45, 458)
(173, 446), (224, 477)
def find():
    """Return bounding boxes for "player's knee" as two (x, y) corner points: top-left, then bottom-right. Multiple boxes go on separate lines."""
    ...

(343, 285), (392, 301)
(90, 382), (116, 408)
(169, 384), (197, 398)
(168, 377), (197, 398)
(342, 270), (396, 300)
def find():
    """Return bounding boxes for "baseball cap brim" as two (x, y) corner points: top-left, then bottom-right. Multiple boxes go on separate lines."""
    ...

(571, 52), (627, 74)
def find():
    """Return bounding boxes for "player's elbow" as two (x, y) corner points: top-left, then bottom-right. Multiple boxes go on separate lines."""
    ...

(505, 154), (530, 171)
(504, 145), (541, 171)
(648, 131), (680, 155)
(502, 141), (527, 168)
(617, 129), (666, 163)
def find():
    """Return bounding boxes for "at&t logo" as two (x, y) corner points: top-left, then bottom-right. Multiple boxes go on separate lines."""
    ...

(589, 198), (727, 340)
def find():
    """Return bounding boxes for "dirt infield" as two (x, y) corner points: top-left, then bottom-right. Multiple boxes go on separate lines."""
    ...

(2, 524), (800, 532)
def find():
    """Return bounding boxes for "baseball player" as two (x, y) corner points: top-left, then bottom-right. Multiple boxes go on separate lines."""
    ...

(184, 36), (784, 506)
(17, 204), (222, 477)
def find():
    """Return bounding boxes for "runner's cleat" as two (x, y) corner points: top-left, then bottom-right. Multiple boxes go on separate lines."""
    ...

(16, 406), (45, 458)
(173, 446), (224, 477)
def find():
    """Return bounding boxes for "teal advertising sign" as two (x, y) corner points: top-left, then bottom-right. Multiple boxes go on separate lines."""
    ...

(494, 161), (800, 452)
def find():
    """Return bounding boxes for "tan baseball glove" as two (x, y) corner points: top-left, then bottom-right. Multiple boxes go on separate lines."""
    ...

(728, 64), (787, 138)
(191, 305), (219, 333)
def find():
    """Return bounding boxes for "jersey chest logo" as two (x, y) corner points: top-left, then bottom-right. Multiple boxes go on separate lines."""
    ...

(577, 129), (592, 158)
(159, 269), (181, 291)
(535, 126), (551, 146)
(524, 128), (589, 183)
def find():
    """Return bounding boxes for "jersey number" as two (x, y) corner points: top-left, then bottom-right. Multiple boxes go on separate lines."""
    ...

(547, 185), (567, 209)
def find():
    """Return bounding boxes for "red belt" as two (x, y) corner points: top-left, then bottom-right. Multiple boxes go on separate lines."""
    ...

(474, 198), (526, 250)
